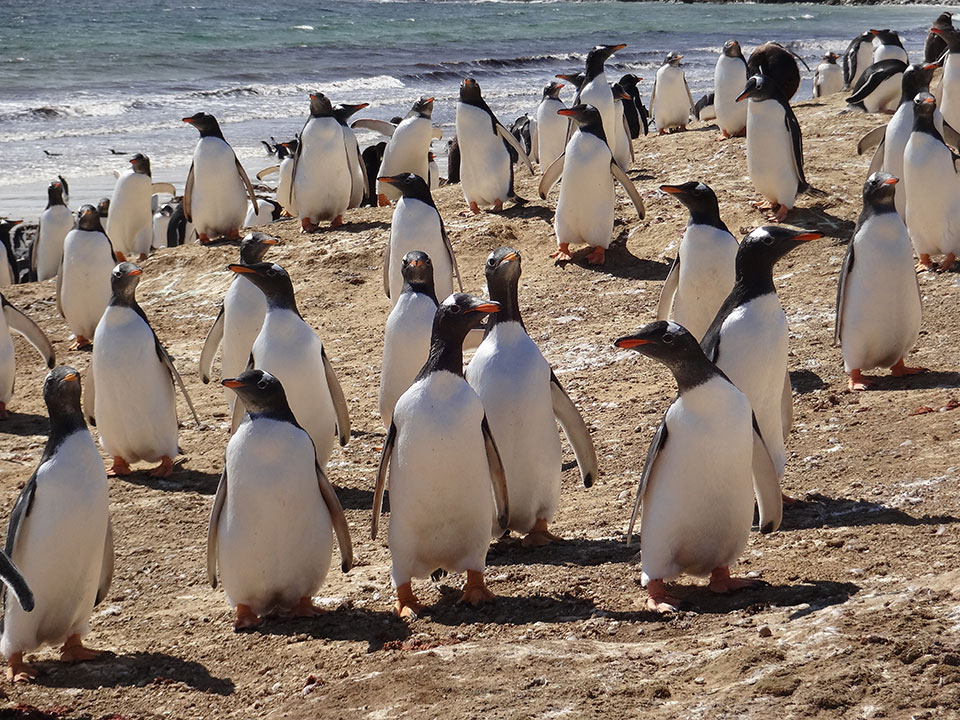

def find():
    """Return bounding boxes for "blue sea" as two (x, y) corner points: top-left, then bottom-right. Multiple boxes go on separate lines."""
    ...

(0, 1), (951, 217)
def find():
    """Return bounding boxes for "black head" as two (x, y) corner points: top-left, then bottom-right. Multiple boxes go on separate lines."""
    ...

(556, 72), (585, 90)
(239, 232), (279, 264)
(737, 226), (823, 278)
(308, 92), (334, 117)
(618, 73), (640, 91)
(228, 262), (296, 310)
(223, 369), (294, 419)
(933, 12), (954, 30)
(914, 91), (938, 120)
(435, 293), (499, 342)
(183, 112), (224, 138)
(558, 103), (604, 133)
(611, 82), (630, 102)
(931, 25), (960, 52)
(823, 52), (839, 64)
(77, 204), (104, 232)
(96, 198), (110, 218)
(543, 81), (564, 100)
(281, 138), (299, 157)
(736, 72), (775, 103)
(870, 28), (901, 45)
(129, 153), (150, 175)
(378, 172), (431, 202)
(110, 262), (142, 304)
(333, 102), (369, 125)
(664, 52), (683, 67)
(485, 246), (521, 287)
(46, 179), (66, 207)
(410, 96), (435, 119)
(586, 43), (625, 76)
(862, 171), (898, 210)
(400, 250), (435, 292)
(43, 366), (84, 422)
(660, 182), (721, 223)
(460, 77), (482, 102)
(0, 219), (22, 239)
(722, 40), (744, 60)
(159, 204), (174, 217)
(615, 321), (716, 392)
(902, 63), (938, 102)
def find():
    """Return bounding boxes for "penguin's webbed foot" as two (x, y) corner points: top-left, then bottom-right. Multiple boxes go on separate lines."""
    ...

(197, 233), (212, 245)
(70, 335), (93, 351)
(890, 359), (927, 377)
(330, 215), (343, 229)
(848, 369), (877, 391)
(378, 193), (390, 207)
(708, 566), (756, 595)
(226, 229), (241, 242)
(521, 519), (564, 547)
(550, 243), (573, 263)
(585, 246), (606, 265)
(751, 199), (774, 210)
(395, 582), (426, 619)
(937, 253), (956, 272)
(6, 653), (37, 683)
(768, 204), (789, 223)
(234, 604), (262, 632)
(60, 634), (109, 663)
(916, 254), (935, 272)
(491, 199), (503, 213)
(291, 597), (327, 617)
(469, 201), (482, 216)
(107, 456), (132, 477)
(717, 131), (730, 141)
(658, 128), (667, 136)
(300, 218), (319, 234)
(149, 456), (174, 478)
(646, 579), (680, 614)
(0, 402), (7, 421)
(457, 570), (495, 607)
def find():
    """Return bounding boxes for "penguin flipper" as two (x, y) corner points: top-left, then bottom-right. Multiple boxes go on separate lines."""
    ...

(610, 161), (646, 219)
(550, 371), (598, 488)
(538, 154), (565, 199)
(256, 165), (280, 181)
(58, 175), (69, 203)
(55, 257), (65, 318)
(627, 416), (668, 546)
(382, 242), (391, 299)
(351, 119), (397, 137)
(481, 415), (509, 531)
(29, 226), (38, 280)
(751, 415), (783, 534)
(439, 221), (463, 292)
(235, 157), (258, 216)
(780, 102), (808, 189)
(857, 125), (886, 155)
(151, 182), (176, 197)
(207, 467), (227, 588)
(183, 163), (195, 223)
(835, 236), (855, 346)
(496, 124), (534, 175)
(622, 112), (636, 163)
(868, 137), (885, 176)
(95, 519), (114, 606)
(315, 462), (353, 573)
(199, 305), (225, 384)
(656, 256), (680, 321)
(1, 297), (54, 369)
(0, 551), (32, 613)
(781, 370), (793, 442)
(638, 100), (650, 136)
(4, 470), (37, 594)
(371, 423), (396, 540)
(321, 347), (351, 447)
(683, 76), (696, 117)
(944, 121), (960, 151)
(84, 363), (96, 426)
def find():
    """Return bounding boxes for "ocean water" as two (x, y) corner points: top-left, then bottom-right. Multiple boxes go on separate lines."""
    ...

(0, 1), (951, 217)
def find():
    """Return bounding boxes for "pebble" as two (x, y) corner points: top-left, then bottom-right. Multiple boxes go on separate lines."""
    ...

(758, 625), (772, 638)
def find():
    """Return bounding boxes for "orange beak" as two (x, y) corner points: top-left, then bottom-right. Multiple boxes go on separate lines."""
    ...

(882, 177), (899, 185)
(468, 303), (500, 314)
(262, 237), (279, 245)
(660, 185), (683, 195)
(182, 117), (195, 124)
(62, 372), (78, 382)
(557, 108), (579, 117)
(222, 379), (244, 389)
(378, 176), (396, 184)
(126, 268), (142, 276)
(792, 232), (823, 242)
(229, 264), (257, 274)
(615, 338), (653, 349)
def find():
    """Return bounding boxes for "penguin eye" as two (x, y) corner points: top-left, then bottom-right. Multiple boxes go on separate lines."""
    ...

(662, 333), (674, 344)
(449, 304), (463, 315)
(257, 379), (269, 389)
(762, 236), (774, 246)
(266, 268), (278, 277)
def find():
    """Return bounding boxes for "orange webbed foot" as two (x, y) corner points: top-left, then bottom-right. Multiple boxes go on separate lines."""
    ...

(377, 193), (390, 207)
(849, 369), (876, 391)
(330, 215), (343, 229)
(6, 653), (36, 683)
(197, 234), (212, 245)
(234, 604), (261, 631)
(521, 518), (564, 547)
(0, 402), (7, 421)
(149, 456), (173, 478)
(107, 456), (132, 477)
(70, 335), (92, 351)
(708, 566), (757, 594)
(916, 254), (934, 272)
(60, 634), (108, 663)
(584, 246), (606, 265)
(890, 359), (926, 378)
(300, 218), (319, 234)
(291, 597), (326, 618)
(937, 253), (956, 272)
(457, 570), (495, 607)
(768, 204), (789, 223)
(646, 579), (680, 614)
(550, 243), (573, 262)
(395, 582), (426, 619)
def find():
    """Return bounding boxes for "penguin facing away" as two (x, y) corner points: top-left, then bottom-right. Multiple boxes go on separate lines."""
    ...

(208, 369), (353, 631)
(535, 81), (569, 172)
(619, 73), (650, 137)
(714, 40), (748, 139)
(926, 12), (954, 64)
(813, 52), (844, 98)
(615, 321), (781, 614)
(32, 179), (73, 282)
(0, 220), (21, 287)
(106, 153), (176, 261)
(0, 293), (55, 419)
(747, 42), (802, 101)
(372, 293), (509, 619)
(846, 59), (907, 114)
(333, 102), (371, 210)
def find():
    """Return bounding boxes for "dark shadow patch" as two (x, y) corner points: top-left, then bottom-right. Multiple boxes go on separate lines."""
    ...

(498, 201), (554, 223)
(780, 492), (960, 531)
(789, 206), (855, 240)
(486, 536), (634, 568)
(0, 412), (48, 437)
(789, 368), (826, 394)
(249, 606), (409, 652)
(338, 485), (385, 513)
(424, 590), (598, 628)
(118, 468), (221, 495)
(558, 239), (671, 282)
(866, 369), (960, 391)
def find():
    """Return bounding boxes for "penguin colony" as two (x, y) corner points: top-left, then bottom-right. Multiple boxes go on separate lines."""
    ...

(0, 12), (953, 692)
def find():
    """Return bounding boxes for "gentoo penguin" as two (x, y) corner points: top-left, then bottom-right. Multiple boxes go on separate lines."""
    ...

(428, 152), (440, 190)
(577, 44), (627, 167)
(702, 226), (822, 488)
(182, 112), (258, 243)
(618, 74), (648, 137)
(844, 31), (875, 88)
(379, 173), (461, 307)
(509, 114), (535, 159)
(96, 198), (110, 219)
(361, 142), (387, 206)
(656, 182), (738, 342)
(2, 366), (111, 683)
(813, 52), (844, 98)
(615, 321), (781, 614)
(446, 136), (461, 185)
(208, 369), (352, 631)
(930, 25), (960, 130)
(737, 70), (810, 222)
(199, 233), (279, 413)
(166, 201), (188, 247)
(714, 40), (748, 139)
(32, 179), (72, 282)
(926, 12), (953, 63)
(106, 154), (176, 261)
(57, 205), (121, 349)
(87, 262), (199, 478)
(0, 221), (21, 287)
(556, 72), (585, 94)
(0, 294), (55, 419)
(372, 293), (509, 618)
(747, 43), (801, 101)
(256, 140), (298, 217)
(227, 262), (350, 467)
(871, 29), (909, 65)
(243, 197), (282, 227)
(455, 78), (533, 213)
(379, 251), (438, 428)
(539, 104), (645, 265)
(465, 248), (597, 545)
(694, 93), (716, 122)
(534, 81), (568, 171)
(151, 204), (173, 250)
(846, 60), (907, 114)
(333, 102), (370, 210)
(903, 93), (960, 271)
(651, 52), (695, 135)
(836, 172), (923, 391)
(610, 83), (635, 167)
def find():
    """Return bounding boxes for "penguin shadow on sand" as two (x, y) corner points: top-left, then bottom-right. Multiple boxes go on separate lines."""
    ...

(114, 466), (222, 495)
(870, 369), (960, 391)
(0, 410), (49, 437)
(335, 483), (381, 512)
(495, 201), (553, 224)
(486, 533), (636, 568)
(779, 492), (959, 532)
(782, 204), (855, 241)
(418, 588), (599, 628)
(788, 368), (826, 394)
(556, 232), (671, 281)
(241, 605), (411, 652)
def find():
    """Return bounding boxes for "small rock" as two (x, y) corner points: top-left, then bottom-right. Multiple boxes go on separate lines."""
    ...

(758, 625), (772, 638)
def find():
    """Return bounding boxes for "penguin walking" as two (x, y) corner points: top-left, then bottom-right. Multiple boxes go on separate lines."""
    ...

(227, 262), (350, 468)
(0, 294), (55, 419)
(615, 321), (782, 613)
(651, 52), (695, 135)
(577, 44), (626, 166)
(836, 173), (924, 391)
(465, 248), (597, 545)
(182, 113), (258, 244)
(2, 366), (112, 682)
(86, 263), (200, 478)
(930, 25), (960, 131)
(372, 293), (509, 618)
(813, 53), (844, 98)
(656, 182), (738, 342)
(106, 154), (176, 261)
(208, 370), (352, 631)
(871, 29), (909, 65)
(847, 60), (908, 114)
(713, 40), (748, 140)
(456, 78), (533, 214)
(333, 102), (371, 210)
(538, 104), (646, 265)
(619, 73), (650, 137)
(844, 31), (875, 89)
(256, 140), (298, 217)
(32, 179), (72, 282)
(534, 81), (568, 172)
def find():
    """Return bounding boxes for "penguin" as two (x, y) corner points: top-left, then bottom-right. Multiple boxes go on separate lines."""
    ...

(208, 369), (352, 631)
(96, 198), (110, 219)
(428, 152), (440, 190)
(0, 294), (55, 419)
(152, 204), (173, 250)
(57, 205), (122, 349)
(378, 251), (438, 428)
(227, 262), (350, 468)
(0, 220), (21, 287)
(871, 29), (909, 65)
(609, 83), (635, 168)
(617, 80), (642, 139)
(577, 44), (627, 167)
(813, 52), (844, 98)
(465, 247), (598, 545)
(747, 42), (801, 101)
(32, 179), (72, 283)
(199, 233), (279, 414)
(538, 104), (646, 265)
(844, 31), (875, 89)
(846, 60), (907, 114)
(926, 12), (953, 64)
(556, 72), (585, 94)
(166, 201), (188, 247)
(455, 78), (533, 213)
(701, 226), (822, 488)
(372, 293), (509, 618)
(836, 172), (923, 391)
(361, 142), (387, 206)
(446, 136), (461, 185)
(243, 197), (282, 227)
(508, 115), (534, 159)
(86, 262), (200, 478)
(379, 173), (461, 307)
(614, 321), (782, 614)
(333, 102), (371, 210)
(694, 93), (716, 122)
(930, 25), (960, 131)
(714, 40), (748, 139)
(2, 366), (111, 683)
(106, 154), (176, 261)
(656, 182), (738, 342)
(182, 112), (258, 243)
(619, 73), (649, 137)
(651, 52), (695, 135)
(256, 140), (298, 217)
(737, 69), (810, 222)
(535, 81), (568, 171)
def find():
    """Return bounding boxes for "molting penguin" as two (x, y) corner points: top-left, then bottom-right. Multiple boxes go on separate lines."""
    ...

(651, 52), (695, 135)
(926, 12), (954, 63)
(836, 172), (923, 391)
(871, 29), (909, 65)
(333, 102), (371, 209)
(846, 59), (907, 114)
(0, 293), (55, 419)
(2, 366), (111, 683)
(577, 44), (627, 166)
(844, 31), (875, 88)
(747, 42), (801, 101)
(615, 321), (782, 614)
(539, 104), (645, 265)
(465, 247), (597, 545)
(106, 154), (176, 261)
(813, 52), (844, 98)
(714, 40), (748, 139)
(182, 112), (258, 243)
(208, 369), (352, 631)
(618, 73), (649, 137)
(535, 81), (568, 171)
(372, 293), (509, 618)
(32, 179), (72, 282)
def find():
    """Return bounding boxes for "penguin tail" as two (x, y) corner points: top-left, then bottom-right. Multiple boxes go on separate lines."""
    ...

(802, 183), (827, 198)
(510, 193), (529, 206)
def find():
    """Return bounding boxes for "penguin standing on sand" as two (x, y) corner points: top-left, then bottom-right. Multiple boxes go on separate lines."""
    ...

(871, 29), (908, 65)
(32, 179), (72, 282)
(182, 113), (258, 244)
(619, 74), (649, 137)
(656, 182), (738, 342)
(539, 104), (645, 265)
(614, 321), (782, 614)
(836, 172), (923, 391)
(714, 40), (748, 139)
(208, 369), (353, 631)
(256, 140), (298, 217)
(534, 81), (568, 171)
(747, 43), (802, 101)
(333, 102), (370, 210)
(610, 83), (635, 168)
(372, 294), (509, 619)
(106, 154), (176, 261)
(2, 367), (112, 683)
(651, 52), (695, 135)
(465, 247), (597, 545)
(847, 59), (907, 114)
(577, 44), (626, 166)
(152, 204), (173, 250)
(844, 31), (875, 88)
(361, 142), (387, 206)
(0, 294), (55, 419)
(456, 78), (533, 214)
(813, 53), (844, 98)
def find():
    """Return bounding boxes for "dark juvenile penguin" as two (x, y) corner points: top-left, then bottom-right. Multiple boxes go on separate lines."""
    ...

(361, 142), (387, 206)
(446, 137), (461, 185)
(747, 42), (801, 101)
(619, 73), (649, 137)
